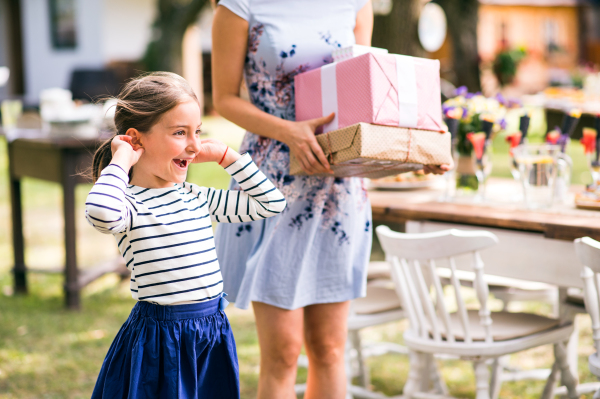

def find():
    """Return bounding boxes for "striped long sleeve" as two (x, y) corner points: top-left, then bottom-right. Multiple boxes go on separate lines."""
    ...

(85, 164), (136, 234)
(82, 154), (286, 304)
(200, 153), (287, 223)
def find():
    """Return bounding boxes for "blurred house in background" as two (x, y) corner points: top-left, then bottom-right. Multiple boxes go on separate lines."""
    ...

(0, 0), (159, 104)
(478, 0), (597, 93)
(0, 0), (212, 107)
(1, 0), (599, 106)
(421, 0), (598, 94)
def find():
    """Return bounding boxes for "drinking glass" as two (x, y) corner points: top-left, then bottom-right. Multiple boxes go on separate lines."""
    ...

(513, 144), (562, 209)
(1, 99), (22, 129)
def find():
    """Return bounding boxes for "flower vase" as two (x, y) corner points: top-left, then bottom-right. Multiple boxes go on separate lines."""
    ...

(455, 146), (492, 200)
(455, 154), (479, 195)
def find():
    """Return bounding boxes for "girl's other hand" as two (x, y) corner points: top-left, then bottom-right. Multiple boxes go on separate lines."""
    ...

(193, 138), (241, 166)
(284, 113), (335, 175)
(111, 135), (144, 169)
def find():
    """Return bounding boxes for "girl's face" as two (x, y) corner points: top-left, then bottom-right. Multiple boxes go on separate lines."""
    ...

(129, 98), (202, 188)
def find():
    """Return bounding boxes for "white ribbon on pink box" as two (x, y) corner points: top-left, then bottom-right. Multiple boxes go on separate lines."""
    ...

(295, 52), (444, 133)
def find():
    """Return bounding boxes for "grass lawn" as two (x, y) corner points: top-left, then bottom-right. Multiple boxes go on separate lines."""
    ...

(0, 113), (597, 398)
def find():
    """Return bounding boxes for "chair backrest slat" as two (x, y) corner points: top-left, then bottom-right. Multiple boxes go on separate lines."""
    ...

(449, 257), (472, 343)
(428, 259), (455, 342)
(413, 260), (442, 341)
(472, 252), (493, 343)
(389, 256), (421, 332)
(376, 225), (498, 345)
(402, 259), (429, 339)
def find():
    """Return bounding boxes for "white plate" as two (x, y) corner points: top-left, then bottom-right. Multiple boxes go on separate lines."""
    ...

(368, 178), (436, 190)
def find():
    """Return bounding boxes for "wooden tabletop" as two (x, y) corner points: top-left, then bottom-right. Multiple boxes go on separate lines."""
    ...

(369, 177), (600, 242)
(0, 128), (109, 149)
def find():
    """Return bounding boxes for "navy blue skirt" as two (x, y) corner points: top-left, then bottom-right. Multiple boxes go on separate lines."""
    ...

(91, 297), (239, 399)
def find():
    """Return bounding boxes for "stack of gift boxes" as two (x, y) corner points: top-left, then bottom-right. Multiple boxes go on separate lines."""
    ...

(290, 45), (452, 179)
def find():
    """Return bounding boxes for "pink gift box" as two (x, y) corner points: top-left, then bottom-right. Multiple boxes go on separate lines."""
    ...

(294, 53), (444, 133)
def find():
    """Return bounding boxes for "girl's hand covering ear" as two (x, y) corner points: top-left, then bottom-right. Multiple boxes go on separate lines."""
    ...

(111, 135), (144, 168)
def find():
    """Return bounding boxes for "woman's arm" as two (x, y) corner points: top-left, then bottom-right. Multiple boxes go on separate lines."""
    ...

(212, 6), (334, 175)
(354, 0), (373, 46)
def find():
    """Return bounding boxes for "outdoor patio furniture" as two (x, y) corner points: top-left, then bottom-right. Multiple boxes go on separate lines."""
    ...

(3, 128), (126, 309)
(576, 236), (600, 399)
(369, 176), (600, 387)
(376, 225), (579, 399)
(367, 259), (558, 313)
(68, 68), (120, 101)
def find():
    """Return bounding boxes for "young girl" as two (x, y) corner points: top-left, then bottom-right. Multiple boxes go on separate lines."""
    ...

(85, 72), (286, 399)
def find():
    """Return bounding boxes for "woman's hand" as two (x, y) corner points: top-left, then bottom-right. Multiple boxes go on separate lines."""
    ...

(111, 135), (144, 170)
(192, 138), (242, 167)
(283, 113), (335, 175)
(423, 162), (453, 175)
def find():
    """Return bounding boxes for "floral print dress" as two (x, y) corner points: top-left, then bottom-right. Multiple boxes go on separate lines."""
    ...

(215, 0), (371, 310)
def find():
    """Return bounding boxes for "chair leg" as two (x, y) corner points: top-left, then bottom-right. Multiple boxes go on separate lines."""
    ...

(349, 329), (370, 388)
(541, 358), (560, 399)
(489, 357), (503, 399)
(473, 360), (491, 399)
(404, 351), (427, 397)
(594, 386), (600, 399)
(566, 318), (580, 384)
(542, 341), (579, 399)
(427, 355), (448, 395)
(556, 341), (579, 399)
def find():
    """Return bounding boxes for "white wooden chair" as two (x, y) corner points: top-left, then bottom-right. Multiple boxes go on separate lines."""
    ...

(376, 225), (578, 399)
(576, 236), (600, 398)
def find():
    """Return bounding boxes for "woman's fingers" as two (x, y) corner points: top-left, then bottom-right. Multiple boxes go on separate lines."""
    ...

(423, 165), (446, 175)
(309, 112), (335, 129)
(303, 151), (323, 174)
(309, 140), (333, 173)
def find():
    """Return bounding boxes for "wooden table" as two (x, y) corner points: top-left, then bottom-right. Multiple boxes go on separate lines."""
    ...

(369, 178), (600, 395)
(3, 129), (125, 309)
(369, 178), (600, 289)
(370, 177), (600, 241)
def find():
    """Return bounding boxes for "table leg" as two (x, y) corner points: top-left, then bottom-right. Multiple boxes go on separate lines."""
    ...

(9, 177), (27, 294)
(62, 153), (79, 309)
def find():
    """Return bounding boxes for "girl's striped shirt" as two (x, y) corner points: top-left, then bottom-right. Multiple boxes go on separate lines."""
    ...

(85, 153), (286, 305)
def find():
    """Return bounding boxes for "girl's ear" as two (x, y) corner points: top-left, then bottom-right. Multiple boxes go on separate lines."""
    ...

(125, 128), (143, 149)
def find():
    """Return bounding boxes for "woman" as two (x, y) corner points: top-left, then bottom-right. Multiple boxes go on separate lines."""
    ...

(212, 1), (446, 397)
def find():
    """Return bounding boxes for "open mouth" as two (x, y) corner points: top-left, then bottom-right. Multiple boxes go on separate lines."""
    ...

(173, 159), (190, 170)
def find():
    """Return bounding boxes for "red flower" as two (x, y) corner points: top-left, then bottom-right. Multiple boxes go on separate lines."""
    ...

(581, 128), (597, 155)
(546, 130), (561, 145)
(505, 132), (522, 155)
(467, 132), (487, 160)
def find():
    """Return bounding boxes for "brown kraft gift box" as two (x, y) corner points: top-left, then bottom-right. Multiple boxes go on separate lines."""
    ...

(289, 123), (452, 179)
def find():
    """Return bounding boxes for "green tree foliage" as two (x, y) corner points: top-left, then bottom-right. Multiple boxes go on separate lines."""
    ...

(493, 47), (527, 87)
(372, 0), (425, 57)
(143, 0), (210, 74)
(436, 0), (481, 92)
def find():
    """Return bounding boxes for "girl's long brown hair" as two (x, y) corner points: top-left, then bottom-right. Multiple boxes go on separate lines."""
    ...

(92, 72), (199, 182)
